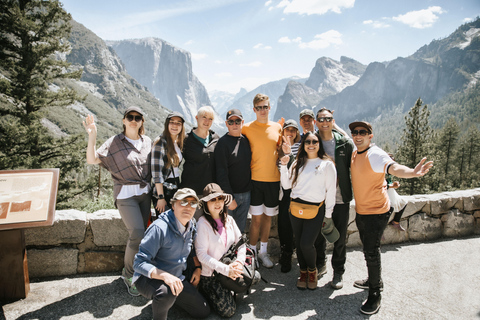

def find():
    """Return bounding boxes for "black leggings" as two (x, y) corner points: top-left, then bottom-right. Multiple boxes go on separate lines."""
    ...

(290, 203), (325, 270)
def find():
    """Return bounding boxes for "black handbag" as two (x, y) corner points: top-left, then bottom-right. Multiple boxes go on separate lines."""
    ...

(213, 234), (262, 294)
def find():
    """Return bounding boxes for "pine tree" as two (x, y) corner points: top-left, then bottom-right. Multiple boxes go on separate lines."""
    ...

(397, 98), (433, 195)
(434, 117), (460, 190)
(0, 0), (91, 204)
(458, 126), (480, 188)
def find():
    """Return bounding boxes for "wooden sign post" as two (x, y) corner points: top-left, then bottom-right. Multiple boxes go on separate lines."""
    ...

(0, 169), (59, 300)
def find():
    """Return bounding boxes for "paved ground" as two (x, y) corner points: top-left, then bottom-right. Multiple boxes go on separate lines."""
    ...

(2, 235), (480, 320)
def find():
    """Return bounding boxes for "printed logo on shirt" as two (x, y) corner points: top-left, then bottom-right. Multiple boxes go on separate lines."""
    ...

(338, 150), (345, 157)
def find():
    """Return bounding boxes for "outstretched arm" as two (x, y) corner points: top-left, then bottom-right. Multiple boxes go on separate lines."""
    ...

(388, 157), (433, 179)
(83, 115), (101, 164)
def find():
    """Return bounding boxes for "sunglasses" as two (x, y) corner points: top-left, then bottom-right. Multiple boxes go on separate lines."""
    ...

(227, 119), (242, 126)
(254, 105), (269, 111)
(351, 129), (370, 136)
(179, 199), (199, 208)
(209, 196), (224, 203)
(169, 121), (183, 126)
(305, 139), (319, 145)
(125, 114), (143, 122)
(317, 117), (333, 122)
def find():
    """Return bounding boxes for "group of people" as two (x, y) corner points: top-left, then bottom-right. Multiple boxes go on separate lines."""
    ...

(83, 94), (433, 318)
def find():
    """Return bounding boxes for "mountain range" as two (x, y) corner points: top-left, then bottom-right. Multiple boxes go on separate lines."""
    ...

(30, 16), (480, 147)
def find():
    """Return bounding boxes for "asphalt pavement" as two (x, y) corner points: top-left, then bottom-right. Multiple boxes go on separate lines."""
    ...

(2, 235), (480, 320)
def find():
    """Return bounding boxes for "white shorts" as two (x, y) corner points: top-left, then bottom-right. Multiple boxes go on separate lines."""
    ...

(249, 204), (279, 217)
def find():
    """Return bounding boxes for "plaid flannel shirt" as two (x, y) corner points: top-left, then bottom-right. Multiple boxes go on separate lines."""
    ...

(96, 133), (152, 203)
(151, 136), (181, 198)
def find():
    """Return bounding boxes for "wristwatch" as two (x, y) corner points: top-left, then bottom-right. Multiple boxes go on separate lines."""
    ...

(157, 194), (164, 200)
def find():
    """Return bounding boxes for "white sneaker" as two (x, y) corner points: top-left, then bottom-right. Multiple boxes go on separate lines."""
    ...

(258, 252), (274, 268)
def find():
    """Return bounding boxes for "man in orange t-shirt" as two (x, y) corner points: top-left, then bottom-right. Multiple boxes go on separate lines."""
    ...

(349, 121), (433, 315)
(241, 93), (282, 269)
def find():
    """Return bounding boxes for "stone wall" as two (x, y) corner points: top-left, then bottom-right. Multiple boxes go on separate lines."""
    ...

(25, 189), (480, 278)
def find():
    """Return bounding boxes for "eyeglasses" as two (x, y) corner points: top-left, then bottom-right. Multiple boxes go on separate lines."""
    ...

(227, 119), (242, 126)
(254, 105), (269, 111)
(179, 199), (199, 208)
(305, 139), (319, 145)
(351, 129), (370, 136)
(317, 117), (333, 122)
(209, 196), (224, 203)
(169, 121), (183, 126)
(125, 114), (143, 122)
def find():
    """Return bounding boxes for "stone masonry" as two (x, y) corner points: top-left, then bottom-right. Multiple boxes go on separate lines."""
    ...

(24, 188), (480, 278)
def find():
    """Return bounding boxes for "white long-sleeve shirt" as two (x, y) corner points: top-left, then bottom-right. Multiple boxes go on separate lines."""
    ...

(280, 157), (337, 218)
(195, 215), (246, 277)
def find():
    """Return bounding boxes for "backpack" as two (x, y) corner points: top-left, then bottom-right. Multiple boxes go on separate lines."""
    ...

(214, 234), (263, 294)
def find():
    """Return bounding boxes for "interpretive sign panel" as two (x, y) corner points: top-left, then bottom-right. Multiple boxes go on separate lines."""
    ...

(0, 169), (59, 230)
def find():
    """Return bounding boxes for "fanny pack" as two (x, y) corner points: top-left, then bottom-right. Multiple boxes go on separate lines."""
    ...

(290, 199), (324, 219)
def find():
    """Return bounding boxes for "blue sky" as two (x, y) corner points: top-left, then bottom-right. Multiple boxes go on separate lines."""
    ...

(61, 0), (480, 94)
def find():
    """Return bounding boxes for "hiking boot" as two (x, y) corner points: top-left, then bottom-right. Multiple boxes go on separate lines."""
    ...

(258, 252), (274, 269)
(296, 270), (307, 290)
(330, 273), (343, 290)
(122, 268), (140, 297)
(353, 278), (384, 291)
(307, 268), (318, 290)
(317, 264), (327, 280)
(360, 291), (382, 315)
(279, 251), (292, 273)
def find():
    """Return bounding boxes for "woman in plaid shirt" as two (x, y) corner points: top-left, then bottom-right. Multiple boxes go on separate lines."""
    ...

(83, 106), (152, 297)
(151, 111), (186, 214)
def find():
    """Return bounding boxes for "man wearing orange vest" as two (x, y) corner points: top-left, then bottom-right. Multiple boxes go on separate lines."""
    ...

(349, 121), (433, 315)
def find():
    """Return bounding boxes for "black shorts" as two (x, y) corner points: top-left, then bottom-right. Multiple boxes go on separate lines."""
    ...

(250, 180), (280, 215)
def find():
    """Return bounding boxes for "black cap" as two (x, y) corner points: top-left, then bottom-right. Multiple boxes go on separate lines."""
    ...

(226, 109), (243, 120)
(348, 121), (372, 133)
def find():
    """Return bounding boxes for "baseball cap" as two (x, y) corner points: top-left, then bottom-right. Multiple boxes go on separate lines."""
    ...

(124, 106), (144, 117)
(299, 109), (315, 119)
(321, 218), (340, 243)
(348, 121), (372, 133)
(226, 109), (243, 120)
(172, 188), (199, 202)
(167, 111), (185, 122)
(283, 119), (299, 131)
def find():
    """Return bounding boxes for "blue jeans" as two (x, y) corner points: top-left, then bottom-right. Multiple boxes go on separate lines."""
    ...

(228, 191), (250, 233)
(355, 210), (391, 293)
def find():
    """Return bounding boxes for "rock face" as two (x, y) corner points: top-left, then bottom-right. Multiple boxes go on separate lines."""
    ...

(51, 20), (170, 140)
(274, 81), (321, 121)
(274, 56), (365, 122)
(317, 20), (480, 126)
(226, 77), (303, 123)
(108, 38), (211, 123)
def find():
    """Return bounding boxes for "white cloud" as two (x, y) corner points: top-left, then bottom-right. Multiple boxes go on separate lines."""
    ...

(235, 49), (244, 55)
(298, 30), (342, 49)
(278, 36), (301, 43)
(184, 40), (194, 45)
(463, 17), (473, 23)
(240, 61), (262, 67)
(364, 19), (390, 28)
(393, 6), (445, 29)
(215, 72), (233, 78)
(280, 0), (355, 15)
(265, 0), (273, 6)
(254, 43), (272, 50)
(191, 53), (207, 60)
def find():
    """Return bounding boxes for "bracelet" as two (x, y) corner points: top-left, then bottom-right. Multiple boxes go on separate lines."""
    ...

(194, 265), (202, 270)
